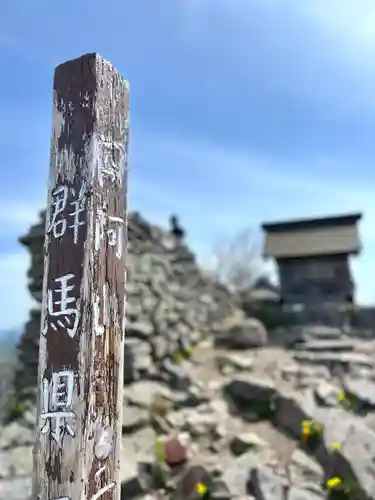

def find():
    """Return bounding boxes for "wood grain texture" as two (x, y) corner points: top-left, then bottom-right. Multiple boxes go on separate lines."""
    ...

(32, 53), (129, 500)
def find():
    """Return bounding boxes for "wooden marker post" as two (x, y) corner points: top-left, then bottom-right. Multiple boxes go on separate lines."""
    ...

(32, 53), (129, 500)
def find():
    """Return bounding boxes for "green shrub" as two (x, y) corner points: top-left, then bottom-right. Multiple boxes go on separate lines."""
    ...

(4, 395), (31, 423)
(154, 438), (166, 462)
(326, 473), (361, 500)
(172, 350), (184, 364)
(183, 346), (194, 358)
(152, 438), (169, 488)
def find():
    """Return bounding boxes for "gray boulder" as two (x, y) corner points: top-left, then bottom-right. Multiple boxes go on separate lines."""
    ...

(343, 377), (375, 412)
(0, 423), (35, 450)
(216, 317), (268, 349)
(0, 478), (31, 500)
(294, 340), (354, 353)
(273, 386), (375, 499)
(0, 446), (33, 479)
(287, 449), (324, 485)
(220, 451), (259, 497)
(249, 467), (287, 500)
(224, 376), (276, 403)
(287, 485), (326, 500)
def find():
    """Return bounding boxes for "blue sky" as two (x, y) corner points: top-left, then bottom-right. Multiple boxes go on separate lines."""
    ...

(1, 0), (375, 331)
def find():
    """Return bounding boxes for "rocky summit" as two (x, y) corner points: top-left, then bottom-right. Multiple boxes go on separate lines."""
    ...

(3, 329), (375, 500)
(2, 213), (375, 499)
(13, 211), (233, 403)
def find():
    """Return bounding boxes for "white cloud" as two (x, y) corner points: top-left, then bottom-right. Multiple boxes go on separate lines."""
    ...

(295, 0), (375, 51)
(0, 201), (42, 234)
(133, 131), (375, 212)
(177, 0), (375, 118)
(0, 202), (43, 330)
(132, 132), (375, 304)
(181, 0), (375, 55)
(1, 129), (374, 333)
(1, 0), (375, 327)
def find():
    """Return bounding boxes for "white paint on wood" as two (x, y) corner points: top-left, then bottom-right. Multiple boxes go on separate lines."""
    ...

(47, 273), (80, 338)
(92, 463), (115, 500)
(51, 370), (74, 408)
(96, 137), (126, 188)
(93, 294), (104, 337)
(48, 185), (69, 238)
(94, 426), (113, 459)
(103, 283), (108, 326)
(69, 191), (86, 245)
(94, 209), (104, 251)
(91, 482), (116, 500)
(33, 53), (129, 500)
(40, 371), (76, 448)
(94, 209), (124, 259)
(107, 216), (124, 259)
(48, 185), (85, 242)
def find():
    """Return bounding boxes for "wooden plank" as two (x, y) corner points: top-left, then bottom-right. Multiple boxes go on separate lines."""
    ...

(32, 53), (129, 500)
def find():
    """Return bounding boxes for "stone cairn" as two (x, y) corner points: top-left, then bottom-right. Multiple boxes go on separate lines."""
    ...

(3, 211), (375, 500)
(14, 210), (233, 404)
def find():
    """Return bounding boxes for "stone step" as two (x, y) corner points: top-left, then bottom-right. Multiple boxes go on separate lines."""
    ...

(224, 373), (375, 499)
(343, 377), (375, 410)
(292, 351), (374, 371)
(301, 325), (343, 341)
(294, 340), (354, 353)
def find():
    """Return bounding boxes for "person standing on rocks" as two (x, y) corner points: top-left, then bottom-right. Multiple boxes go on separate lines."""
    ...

(170, 214), (185, 241)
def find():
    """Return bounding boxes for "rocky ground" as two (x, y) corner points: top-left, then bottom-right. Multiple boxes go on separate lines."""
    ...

(2, 323), (375, 500)
(8, 210), (375, 499)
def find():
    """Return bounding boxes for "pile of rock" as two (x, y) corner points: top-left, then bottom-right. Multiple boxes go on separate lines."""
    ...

(5, 211), (375, 500)
(123, 212), (234, 383)
(15, 211), (234, 400)
(2, 323), (375, 499)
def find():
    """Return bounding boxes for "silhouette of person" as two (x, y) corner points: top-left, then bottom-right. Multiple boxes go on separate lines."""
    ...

(169, 214), (185, 240)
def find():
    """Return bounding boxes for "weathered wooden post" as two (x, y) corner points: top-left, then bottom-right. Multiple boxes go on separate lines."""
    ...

(32, 53), (129, 500)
